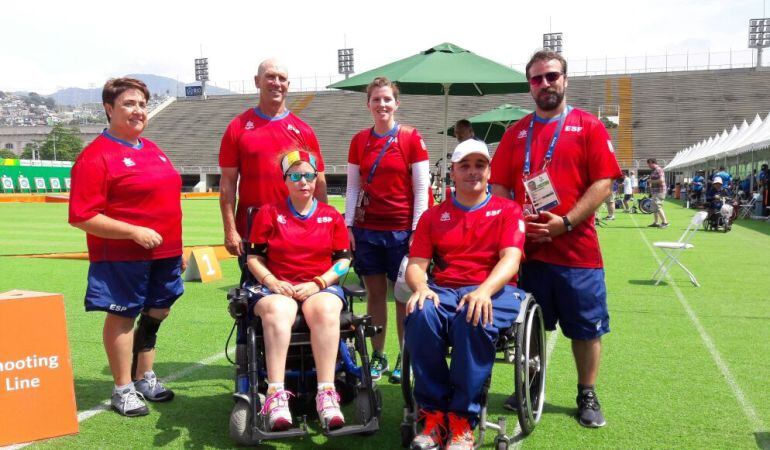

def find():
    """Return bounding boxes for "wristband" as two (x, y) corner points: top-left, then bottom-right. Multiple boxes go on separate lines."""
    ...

(312, 276), (327, 290)
(260, 273), (275, 284)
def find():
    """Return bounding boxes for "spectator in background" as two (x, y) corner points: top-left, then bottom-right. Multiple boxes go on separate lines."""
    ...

(691, 170), (706, 204)
(69, 77), (183, 417)
(219, 58), (327, 258)
(454, 119), (476, 143)
(622, 171), (634, 212)
(760, 164), (770, 213)
(647, 158), (669, 228)
(344, 76), (431, 383)
(630, 170), (638, 194)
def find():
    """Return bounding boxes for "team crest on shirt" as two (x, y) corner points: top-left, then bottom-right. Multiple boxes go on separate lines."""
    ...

(287, 124), (300, 135)
(158, 155), (167, 162)
(245, 121), (255, 130)
(486, 209), (501, 217)
(517, 130), (528, 139)
(122, 157), (135, 167)
(317, 216), (332, 223)
(440, 212), (451, 222)
(277, 214), (287, 224)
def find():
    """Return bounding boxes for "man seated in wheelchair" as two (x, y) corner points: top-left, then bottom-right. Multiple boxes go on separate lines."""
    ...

(705, 176), (733, 228)
(403, 139), (526, 450)
(244, 150), (352, 431)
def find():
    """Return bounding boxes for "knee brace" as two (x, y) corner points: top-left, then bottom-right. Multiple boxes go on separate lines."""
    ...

(131, 314), (163, 379)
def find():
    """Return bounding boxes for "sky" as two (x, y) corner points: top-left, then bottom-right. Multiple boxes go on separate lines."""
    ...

(1, 0), (767, 95)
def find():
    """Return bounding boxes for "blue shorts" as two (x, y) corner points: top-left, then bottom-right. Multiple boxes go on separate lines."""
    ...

(244, 283), (347, 311)
(351, 228), (410, 281)
(519, 261), (609, 340)
(84, 256), (184, 318)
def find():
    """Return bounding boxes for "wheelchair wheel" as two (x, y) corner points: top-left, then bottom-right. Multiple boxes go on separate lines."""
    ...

(638, 197), (653, 214)
(229, 399), (254, 446)
(513, 302), (546, 436)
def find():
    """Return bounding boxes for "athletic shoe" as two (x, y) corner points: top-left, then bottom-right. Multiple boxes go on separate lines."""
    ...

(604, 215), (615, 220)
(410, 409), (446, 450)
(261, 389), (293, 431)
(446, 413), (474, 450)
(135, 371), (174, 402)
(370, 351), (389, 381)
(659, 222), (670, 229)
(576, 388), (606, 428)
(389, 352), (402, 384)
(316, 388), (345, 430)
(648, 223), (660, 228)
(111, 386), (149, 417)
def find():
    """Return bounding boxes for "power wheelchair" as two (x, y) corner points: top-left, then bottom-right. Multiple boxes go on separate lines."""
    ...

(399, 293), (547, 449)
(225, 207), (383, 446)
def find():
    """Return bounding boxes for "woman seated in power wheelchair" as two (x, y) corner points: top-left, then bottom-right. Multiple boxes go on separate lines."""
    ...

(704, 176), (734, 232)
(399, 140), (546, 450)
(226, 150), (382, 445)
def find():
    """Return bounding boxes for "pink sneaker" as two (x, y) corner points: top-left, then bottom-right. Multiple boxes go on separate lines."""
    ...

(260, 389), (293, 431)
(315, 388), (345, 430)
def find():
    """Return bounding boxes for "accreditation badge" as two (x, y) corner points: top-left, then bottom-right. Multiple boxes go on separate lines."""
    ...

(354, 187), (370, 222)
(523, 170), (560, 212)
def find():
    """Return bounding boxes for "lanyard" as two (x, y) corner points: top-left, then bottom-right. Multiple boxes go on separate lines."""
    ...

(523, 106), (571, 176)
(366, 123), (399, 185)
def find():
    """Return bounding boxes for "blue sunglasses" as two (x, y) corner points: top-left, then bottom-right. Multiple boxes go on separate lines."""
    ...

(286, 172), (318, 182)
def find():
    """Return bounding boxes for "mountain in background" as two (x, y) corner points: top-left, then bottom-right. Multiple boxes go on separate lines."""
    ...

(48, 74), (235, 106)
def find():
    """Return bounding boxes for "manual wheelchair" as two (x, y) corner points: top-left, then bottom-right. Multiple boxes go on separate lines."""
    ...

(399, 293), (547, 449)
(225, 208), (383, 446)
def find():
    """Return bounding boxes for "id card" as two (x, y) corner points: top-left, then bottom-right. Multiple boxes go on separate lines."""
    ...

(524, 171), (560, 212)
(354, 188), (370, 222)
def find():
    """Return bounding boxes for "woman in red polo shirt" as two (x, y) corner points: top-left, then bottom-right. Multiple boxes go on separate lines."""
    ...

(69, 77), (183, 418)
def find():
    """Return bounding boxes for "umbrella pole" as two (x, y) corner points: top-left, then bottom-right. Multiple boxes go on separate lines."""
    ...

(441, 84), (450, 201)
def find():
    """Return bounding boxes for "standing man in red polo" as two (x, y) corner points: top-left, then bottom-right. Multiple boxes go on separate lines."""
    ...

(490, 50), (621, 428)
(219, 58), (327, 256)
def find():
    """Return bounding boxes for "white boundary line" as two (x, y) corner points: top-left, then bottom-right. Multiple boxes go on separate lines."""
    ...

(510, 328), (559, 449)
(631, 214), (767, 445)
(3, 351), (226, 450)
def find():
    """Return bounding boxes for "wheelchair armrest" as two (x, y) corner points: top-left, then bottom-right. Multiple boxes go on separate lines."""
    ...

(342, 283), (367, 298)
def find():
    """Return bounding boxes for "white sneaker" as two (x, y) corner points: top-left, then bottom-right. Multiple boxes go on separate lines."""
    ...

(134, 371), (175, 402)
(261, 389), (293, 431)
(111, 386), (149, 417)
(316, 388), (345, 430)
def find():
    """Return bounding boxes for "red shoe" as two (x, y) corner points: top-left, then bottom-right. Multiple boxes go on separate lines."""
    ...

(410, 409), (446, 449)
(445, 413), (474, 450)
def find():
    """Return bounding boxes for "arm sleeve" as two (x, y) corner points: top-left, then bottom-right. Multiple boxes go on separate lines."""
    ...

(218, 119), (240, 168)
(68, 149), (108, 224)
(344, 163), (361, 227)
(306, 129), (325, 172)
(248, 206), (273, 245)
(411, 160), (430, 230)
(409, 209), (434, 259)
(586, 118), (623, 182)
(489, 127), (516, 190)
(498, 203), (526, 254)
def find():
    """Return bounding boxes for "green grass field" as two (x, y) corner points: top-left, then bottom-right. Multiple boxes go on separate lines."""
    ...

(1, 197), (768, 449)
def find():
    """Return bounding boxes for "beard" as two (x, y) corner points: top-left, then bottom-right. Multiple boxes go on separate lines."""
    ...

(534, 88), (565, 111)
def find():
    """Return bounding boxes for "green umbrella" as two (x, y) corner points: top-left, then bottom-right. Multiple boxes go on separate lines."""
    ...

(328, 42), (529, 198)
(446, 104), (532, 144)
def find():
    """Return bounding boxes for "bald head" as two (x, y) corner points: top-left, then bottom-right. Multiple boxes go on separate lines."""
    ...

(257, 58), (289, 78)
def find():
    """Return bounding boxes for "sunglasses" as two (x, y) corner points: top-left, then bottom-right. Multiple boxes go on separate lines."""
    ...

(528, 71), (563, 86)
(286, 172), (318, 182)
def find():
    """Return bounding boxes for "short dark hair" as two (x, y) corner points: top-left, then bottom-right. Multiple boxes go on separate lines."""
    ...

(455, 119), (472, 131)
(102, 77), (150, 122)
(525, 50), (568, 79)
(366, 76), (399, 101)
(647, 158), (657, 164)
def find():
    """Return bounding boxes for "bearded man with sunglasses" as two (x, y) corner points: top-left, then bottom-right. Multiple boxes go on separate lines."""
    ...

(490, 50), (621, 428)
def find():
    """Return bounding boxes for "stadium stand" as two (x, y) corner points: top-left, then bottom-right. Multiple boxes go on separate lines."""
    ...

(143, 68), (770, 189)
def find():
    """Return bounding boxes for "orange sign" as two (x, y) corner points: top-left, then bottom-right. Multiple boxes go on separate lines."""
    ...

(183, 247), (223, 283)
(0, 290), (78, 446)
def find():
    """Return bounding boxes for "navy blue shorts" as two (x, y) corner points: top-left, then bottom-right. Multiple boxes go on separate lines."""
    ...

(84, 256), (184, 318)
(244, 283), (347, 311)
(351, 228), (410, 281)
(519, 260), (609, 340)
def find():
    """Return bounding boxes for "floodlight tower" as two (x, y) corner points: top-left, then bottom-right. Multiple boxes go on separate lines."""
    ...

(749, 18), (770, 68)
(543, 32), (564, 53)
(338, 48), (354, 79)
(194, 58), (209, 98)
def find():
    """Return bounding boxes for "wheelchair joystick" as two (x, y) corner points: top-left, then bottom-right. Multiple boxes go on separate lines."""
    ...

(227, 288), (249, 320)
